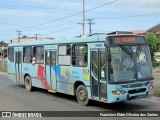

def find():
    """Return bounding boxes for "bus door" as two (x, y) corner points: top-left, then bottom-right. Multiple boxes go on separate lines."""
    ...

(91, 49), (107, 100)
(15, 51), (22, 83)
(45, 50), (57, 90)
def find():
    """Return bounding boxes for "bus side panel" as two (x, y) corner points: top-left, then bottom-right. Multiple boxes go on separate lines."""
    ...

(22, 64), (46, 89)
(57, 82), (74, 95)
(32, 77), (43, 88)
(55, 66), (74, 95)
(55, 64), (91, 97)
(8, 59), (16, 83)
(8, 47), (23, 83)
(8, 72), (17, 83)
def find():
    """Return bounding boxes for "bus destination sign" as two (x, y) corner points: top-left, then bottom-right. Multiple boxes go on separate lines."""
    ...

(114, 37), (135, 43)
(108, 35), (147, 45)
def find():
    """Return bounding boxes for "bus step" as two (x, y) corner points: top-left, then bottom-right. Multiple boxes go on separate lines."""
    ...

(48, 89), (56, 93)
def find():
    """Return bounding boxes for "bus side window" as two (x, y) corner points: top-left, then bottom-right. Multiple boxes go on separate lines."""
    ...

(8, 48), (14, 62)
(41, 55), (44, 64)
(23, 55), (26, 62)
(33, 46), (44, 64)
(58, 45), (71, 65)
(23, 47), (32, 63)
(30, 55), (32, 63)
(72, 44), (88, 67)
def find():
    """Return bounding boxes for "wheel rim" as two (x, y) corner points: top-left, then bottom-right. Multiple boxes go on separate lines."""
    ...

(79, 89), (87, 101)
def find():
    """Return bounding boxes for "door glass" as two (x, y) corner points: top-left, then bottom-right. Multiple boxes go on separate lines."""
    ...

(46, 51), (50, 65)
(92, 51), (98, 78)
(100, 83), (106, 98)
(100, 51), (105, 81)
(91, 51), (98, 97)
(92, 77), (98, 97)
(51, 51), (56, 65)
(16, 52), (21, 64)
(18, 52), (21, 64)
(16, 53), (18, 63)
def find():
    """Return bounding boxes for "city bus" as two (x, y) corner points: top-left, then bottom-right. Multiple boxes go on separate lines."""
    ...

(7, 33), (154, 105)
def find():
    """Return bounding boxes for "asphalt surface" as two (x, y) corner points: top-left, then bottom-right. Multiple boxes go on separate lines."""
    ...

(0, 72), (159, 120)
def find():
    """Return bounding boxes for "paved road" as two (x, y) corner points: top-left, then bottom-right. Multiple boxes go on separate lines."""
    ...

(0, 72), (159, 120)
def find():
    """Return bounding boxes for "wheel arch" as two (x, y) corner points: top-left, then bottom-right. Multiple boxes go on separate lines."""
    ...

(74, 81), (86, 95)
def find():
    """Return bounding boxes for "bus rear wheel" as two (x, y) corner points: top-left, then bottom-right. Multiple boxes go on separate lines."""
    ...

(24, 76), (32, 91)
(76, 85), (89, 106)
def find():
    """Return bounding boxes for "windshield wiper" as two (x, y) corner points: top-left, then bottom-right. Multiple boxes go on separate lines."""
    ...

(120, 45), (131, 55)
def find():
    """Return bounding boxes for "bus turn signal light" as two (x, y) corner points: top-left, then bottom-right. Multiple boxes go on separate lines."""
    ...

(149, 86), (153, 90)
(149, 80), (153, 90)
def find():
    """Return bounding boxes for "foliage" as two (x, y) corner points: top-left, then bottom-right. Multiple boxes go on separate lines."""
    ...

(145, 33), (160, 67)
(152, 59), (160, 67)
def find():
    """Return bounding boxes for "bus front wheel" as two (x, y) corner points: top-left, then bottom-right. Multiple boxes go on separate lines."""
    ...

(24, 76), (32, 91)
(76, 85), (89, 106)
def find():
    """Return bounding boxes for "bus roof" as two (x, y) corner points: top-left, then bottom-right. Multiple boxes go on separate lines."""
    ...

(8, 34), (107, 47)
(8, 34), (145, 47)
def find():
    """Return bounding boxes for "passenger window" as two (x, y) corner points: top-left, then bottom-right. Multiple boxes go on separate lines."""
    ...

(33, 46), (44, 64)
(58, 45), (71, 65)
(72, 44), (88, 67)
(23, 47), (32, 63)
(8, 48), (14, 62)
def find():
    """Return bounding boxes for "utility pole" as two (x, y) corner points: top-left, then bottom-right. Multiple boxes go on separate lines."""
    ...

(17, 31), (22, 42)
(35, 34), (39, 40)
(82, 0), (85, 36)
(86, 18), (95, 35)
(78, 0), (85, 36)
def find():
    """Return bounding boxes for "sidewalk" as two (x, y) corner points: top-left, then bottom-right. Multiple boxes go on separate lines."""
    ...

(153, 66), (160, 73)
(0, 71), (7, 74)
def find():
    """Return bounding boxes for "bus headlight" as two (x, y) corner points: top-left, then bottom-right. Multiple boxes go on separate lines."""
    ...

(112, 90), (126, 95)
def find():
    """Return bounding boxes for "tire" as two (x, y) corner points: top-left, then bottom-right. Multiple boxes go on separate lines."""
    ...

(24, 76), (32, 91)
(76, 85), (89, 106)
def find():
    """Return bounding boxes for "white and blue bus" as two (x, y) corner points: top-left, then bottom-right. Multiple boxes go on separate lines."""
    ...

(8, 33), (154, 105)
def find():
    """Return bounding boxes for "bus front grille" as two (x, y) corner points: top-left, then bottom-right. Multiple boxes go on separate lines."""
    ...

(128, 88), (146, 94)
(121, 82), (150, 88)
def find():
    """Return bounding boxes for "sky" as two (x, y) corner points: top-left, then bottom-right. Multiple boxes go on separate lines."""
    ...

(0, 0), (160, 43)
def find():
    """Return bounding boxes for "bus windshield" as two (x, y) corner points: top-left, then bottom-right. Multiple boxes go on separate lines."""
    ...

(109, 45), (152, 83)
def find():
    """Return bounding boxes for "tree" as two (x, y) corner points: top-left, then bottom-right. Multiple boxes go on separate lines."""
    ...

(145, 32), (160, 66)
